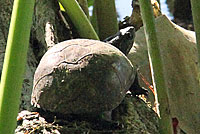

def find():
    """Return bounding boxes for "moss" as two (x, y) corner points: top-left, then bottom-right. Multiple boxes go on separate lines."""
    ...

(112, 95), (159, 134)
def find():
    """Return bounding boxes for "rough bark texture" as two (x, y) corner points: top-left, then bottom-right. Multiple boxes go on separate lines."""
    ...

(128, 15), (200, 134)
(0, 0), (71, 111)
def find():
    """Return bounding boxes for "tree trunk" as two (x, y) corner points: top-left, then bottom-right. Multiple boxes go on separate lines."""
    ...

(166, 0), (192, 21)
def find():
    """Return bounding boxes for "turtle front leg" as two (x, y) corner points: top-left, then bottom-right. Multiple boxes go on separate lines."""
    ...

(129, 72), (149, 96)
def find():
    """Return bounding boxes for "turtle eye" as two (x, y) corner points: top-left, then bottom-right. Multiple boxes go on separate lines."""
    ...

(127, 32), (133, 39)
(127, 27), (135, 39)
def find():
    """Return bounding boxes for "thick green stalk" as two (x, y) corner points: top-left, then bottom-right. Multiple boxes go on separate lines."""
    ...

(190, 0), (200, 81)
(58, 0), (99, 40)
(77, 0), (90, 18)
(94, 0), (119, 40)
(0, 0), (34, 133)
(139, 0), (173, 134)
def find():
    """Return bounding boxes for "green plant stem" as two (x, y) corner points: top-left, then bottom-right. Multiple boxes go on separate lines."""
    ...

(77, 0), (90, 18)
(190, 0), (200, 81)
(58, 0), (99, 40)
(0, 0), (35, 133)
(139, 0), (173, 134)
(94, 0), (119, 40)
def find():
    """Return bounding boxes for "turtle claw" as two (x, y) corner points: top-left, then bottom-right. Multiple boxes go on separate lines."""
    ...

(130, 86), (149, 96)
(129, 72), (149, 96)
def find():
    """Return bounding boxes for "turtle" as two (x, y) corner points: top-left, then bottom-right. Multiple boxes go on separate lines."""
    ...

(31, 26), (147, 116)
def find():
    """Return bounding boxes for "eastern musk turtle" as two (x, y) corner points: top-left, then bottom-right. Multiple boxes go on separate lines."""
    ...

(31, 39), (136, 115)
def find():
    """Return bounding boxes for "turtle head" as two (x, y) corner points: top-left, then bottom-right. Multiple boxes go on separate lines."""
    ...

(104, 26), (135, 55)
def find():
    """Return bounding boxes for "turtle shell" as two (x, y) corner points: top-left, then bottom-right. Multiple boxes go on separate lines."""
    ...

(31, 39), (136, 115)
